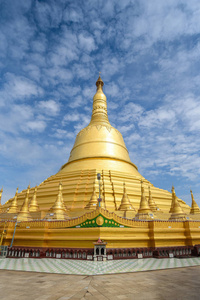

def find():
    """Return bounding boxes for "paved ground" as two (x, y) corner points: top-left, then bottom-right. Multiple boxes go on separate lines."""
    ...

(1, 257), (200, 275)
(0, 266), (200, 300)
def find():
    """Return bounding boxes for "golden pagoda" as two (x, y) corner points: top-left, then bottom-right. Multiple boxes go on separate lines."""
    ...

(118, 183), (135, 211)
(190, 190), (200, 214)
(0, 75), (200, 260)
(1, 76), (191, 215)
(169, 185), (176, 213)
(17, 185), (32, 221)
(29, 186), (39, 212)
(135, 180), (154, 220)
(169, 186), (188, 221)
(8, 188), (19, 214)
(148, 185), (158, 212)
(85, 182), (98, 210)
(45, 182), (68, 220)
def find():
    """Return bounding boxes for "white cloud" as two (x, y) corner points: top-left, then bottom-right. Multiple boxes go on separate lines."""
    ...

(78, 33), (96, 53)
(118, 102), (144, 123)
(63, 113), (81, 123)
(38, 100), (60, 116)
(0, 73), (43, 106)
(63, 6), (83, 23)
(68, 95), (83, 108)
(52, 129), (74, 139)
(118, 94), (200, 184)
(138, 108), (176, 129)
(25, 120), (46, 133)
(35, 1), (63, 29)
(62, 111), (90, 133)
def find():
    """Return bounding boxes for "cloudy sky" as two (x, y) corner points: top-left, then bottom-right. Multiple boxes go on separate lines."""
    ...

(0, 0), (200, 206)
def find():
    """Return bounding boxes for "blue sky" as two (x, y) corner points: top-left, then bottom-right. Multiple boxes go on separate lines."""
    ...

(0, 0), (200, 206)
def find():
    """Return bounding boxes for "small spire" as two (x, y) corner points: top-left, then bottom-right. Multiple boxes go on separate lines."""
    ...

(59, 182), (68, 210)
(29, 186), (39, 212)
(8, 187), (19, 214)
(148, 186), (157, 212)
(169, 186), (188, 220)
(169, 185), (176, 213)
(138, 181), (151, 213)
(45, 182), (68, 220)
(190, 190), (200, 214)
(17, 185), (32, 221)
(135, 180), (154, 220)
(118, 183), (135, 211)
(85, 182), (98, 209)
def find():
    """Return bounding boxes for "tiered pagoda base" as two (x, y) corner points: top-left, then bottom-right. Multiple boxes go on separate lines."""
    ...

(1, 208), (200, 260)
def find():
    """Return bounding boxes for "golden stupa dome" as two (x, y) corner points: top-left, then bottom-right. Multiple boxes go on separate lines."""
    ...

(59, 75), (140, 176)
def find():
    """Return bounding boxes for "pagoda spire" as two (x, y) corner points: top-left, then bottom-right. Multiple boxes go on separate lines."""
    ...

(89, 75), (110, 126)
(135, 180), (156, 220)
(118, 183), (135, 211)
(169, 186), (188, 220)
(190, 190), (200, 214)
(45, 182), (68, 220)
(17, 185), (32, 221)
(169, 185), (176, 213)
(0, 187), (3, 213)
(29, 186), (39, 212)
(8, 187), (19, 214)
(148, 186), (157, 212)
(135, 180), (154, 220)
(138, 181), (152, 213)
(85, 182), (98, 210)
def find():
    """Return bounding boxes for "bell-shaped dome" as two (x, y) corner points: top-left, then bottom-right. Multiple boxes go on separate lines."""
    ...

(59, 76), (140, 176)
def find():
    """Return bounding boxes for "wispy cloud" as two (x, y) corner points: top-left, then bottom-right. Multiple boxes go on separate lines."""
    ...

(1, 0), (200, 206)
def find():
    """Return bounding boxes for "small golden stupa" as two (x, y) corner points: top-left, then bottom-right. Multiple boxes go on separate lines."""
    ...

(190, 190), (200, 214)
(118, 183), (135, 211)
(17, 185), (32, 222)
(135, 180), (154, 220)
(45, 182), (68, 220)
(0, 75), (200, 259)
(7, 188), (19, 214)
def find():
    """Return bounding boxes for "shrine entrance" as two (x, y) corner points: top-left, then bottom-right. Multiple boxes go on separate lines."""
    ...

(93, 238), (107, 261)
